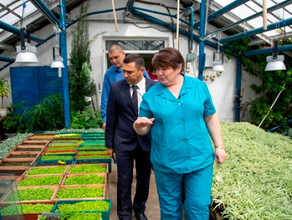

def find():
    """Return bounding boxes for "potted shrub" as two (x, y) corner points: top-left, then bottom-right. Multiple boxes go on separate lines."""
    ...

(0, 77), (11, 117)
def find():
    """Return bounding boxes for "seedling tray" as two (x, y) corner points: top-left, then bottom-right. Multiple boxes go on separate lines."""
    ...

(25, 166), (68, 176)
(60, 173), (107, 186)
(52, 185), (107, 201)
(67, 163), (108, 174)
(52, 199), (112, 220)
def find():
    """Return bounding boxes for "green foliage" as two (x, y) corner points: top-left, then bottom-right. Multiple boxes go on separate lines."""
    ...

(5, 188), (54, 201)
(77, 155), (111, 159)
(68, 1), (96, 112)
(68, 164), (107, 173)
(18, 176), (62, 186)
(55, 200), (109, 212)
(60, 212), (101, 220)
(21, 203), (54, 214)
(213, 122), (292, 219)
(0, 133), (30, 158)
(23, 94), (64, 132)
(64, 174), (105, 185)
(0, 77), (11, 108)
(56, 186), (103, 199)
(78, 150), (107, 154)
(40, 155), (74, 161)
(71, 108), (103, 129)
(47, 146), (77, 151)
(26, 166), (66, 175)
(2, 104), (26, 133)
(226, 38), (292, 130)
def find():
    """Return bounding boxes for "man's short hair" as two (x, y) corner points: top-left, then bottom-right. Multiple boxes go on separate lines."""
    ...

(108, 44), (124, 54)
(123, 54), (145, 70)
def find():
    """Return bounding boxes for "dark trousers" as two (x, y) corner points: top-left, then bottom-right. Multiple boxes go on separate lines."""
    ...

(115, 146), (151, 220)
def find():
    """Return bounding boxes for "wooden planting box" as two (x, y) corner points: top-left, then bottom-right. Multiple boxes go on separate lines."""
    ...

(28, 133), (56, 140)
(52, 185), (106, 201)
(2, 186), (57, 203)
(17, 174), (64, 187)
(25, 166), (68, 176)
(60, 173), (107, 187)
(67, 163), (108, 174)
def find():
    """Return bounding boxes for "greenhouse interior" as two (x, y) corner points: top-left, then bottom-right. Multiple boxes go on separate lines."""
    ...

(0, 0), (291, 219)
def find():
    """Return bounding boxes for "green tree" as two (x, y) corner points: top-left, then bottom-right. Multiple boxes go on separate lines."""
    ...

(68, 1), (95, 112)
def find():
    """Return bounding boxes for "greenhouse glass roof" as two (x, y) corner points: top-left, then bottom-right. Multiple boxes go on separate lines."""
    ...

(0, 0), (292, 52)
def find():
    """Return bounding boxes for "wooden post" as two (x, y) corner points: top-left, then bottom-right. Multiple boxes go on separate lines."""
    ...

(263, 0), (267, 30)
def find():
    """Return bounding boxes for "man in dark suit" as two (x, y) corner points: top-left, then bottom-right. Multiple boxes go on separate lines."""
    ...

(106, 54), (156, 220)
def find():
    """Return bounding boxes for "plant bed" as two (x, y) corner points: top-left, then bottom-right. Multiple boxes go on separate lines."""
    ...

(1, 203), (54, 220)
(38, 155), (75, 165)
(53, 185), (105, 200)
(49, 143), (79, 147)
(22, 140), (50, 145)
(28, 134), (56, 140)
(26, 166), (67, 176)
(77, 146), (107, 151)
(16, 145), (45, 150)
(4, 186), (56, 203)
(17, 175), (63, 187)
(0, 162), (32, 166)
(80, 140), (105, 145)
(6, 155), (36, 158)
(7, 151), (40, 157)
(67, 164), (108, 174)
(61, 173), (106, 186)
(46, 146), (78, 151)
(77, 150), (109, 155)
(2, 157), (35, 163)
(76, 155), (111, 160)
(43, 150), (77, 155)
(52, 199), (111, 220)
(0, 165), (29, 175)
(54, 134), (82, 140)
(14, 148), (43, 152)
(211, 122), (292, 219)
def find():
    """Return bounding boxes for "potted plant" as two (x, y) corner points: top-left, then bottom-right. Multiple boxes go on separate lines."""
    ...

(0, 77), (11, 117)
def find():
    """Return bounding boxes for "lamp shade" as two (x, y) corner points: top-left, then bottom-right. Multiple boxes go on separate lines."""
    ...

(15, 43), (38, 63)
(212, 52), (224, 72)
(265, 55), (286, 71)
(212, 64), (224, 72)
(51, 55), (64, 68)
(15, 51), (38, 63)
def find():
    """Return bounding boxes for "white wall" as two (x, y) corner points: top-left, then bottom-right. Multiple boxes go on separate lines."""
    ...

(0, 0), (262, 122)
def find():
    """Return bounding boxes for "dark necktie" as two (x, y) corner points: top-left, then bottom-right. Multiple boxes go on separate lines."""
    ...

(131, 85), (138, 114)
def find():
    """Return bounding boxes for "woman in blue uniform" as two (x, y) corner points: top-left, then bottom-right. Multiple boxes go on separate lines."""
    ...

(133, 48), (227, 220)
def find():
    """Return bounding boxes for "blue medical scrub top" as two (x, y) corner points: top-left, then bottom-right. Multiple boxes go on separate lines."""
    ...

(139, 75), (216, 174)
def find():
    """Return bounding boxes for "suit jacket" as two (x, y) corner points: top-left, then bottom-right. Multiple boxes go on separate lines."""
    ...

(106, 78), (156, 152)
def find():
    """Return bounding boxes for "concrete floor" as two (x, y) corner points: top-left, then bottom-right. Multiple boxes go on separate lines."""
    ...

(108, 163), (161, 220)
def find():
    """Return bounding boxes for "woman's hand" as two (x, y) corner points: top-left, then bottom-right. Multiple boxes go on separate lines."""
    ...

(133, 117), (154, 135)
(215, 148), (227, 165)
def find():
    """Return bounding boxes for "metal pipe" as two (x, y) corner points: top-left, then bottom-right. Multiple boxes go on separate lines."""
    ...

(205, 0), (291, 39)
(198, 0), (206, 81)
(0, 20), (44, 43)
(235, 57), (242, 122)
(221, 17), (292, 44)
(244, 44), (292, 56)
(175, 0), (180, 49)
(0, 56), (15, 63)
(59, 0), (70, 129)
(30, 0), (65, 32)
(178, 7), (194, 50)
(193, 0), (249, 29)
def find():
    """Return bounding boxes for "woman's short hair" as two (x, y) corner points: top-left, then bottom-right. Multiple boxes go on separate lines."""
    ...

(152, 48), (184, 72)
